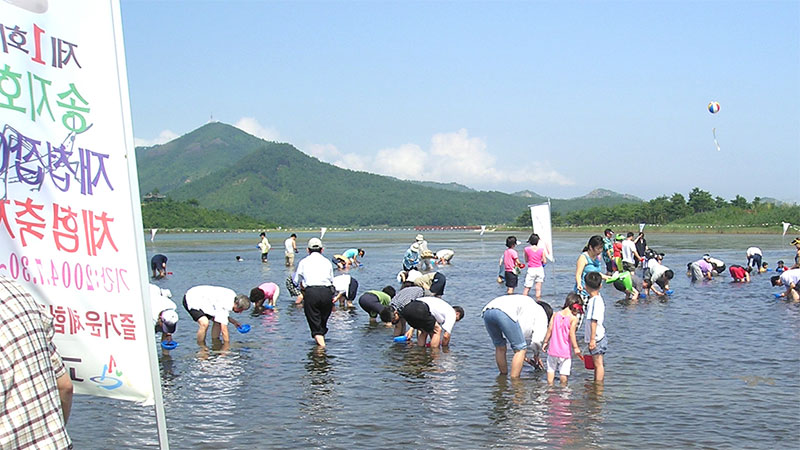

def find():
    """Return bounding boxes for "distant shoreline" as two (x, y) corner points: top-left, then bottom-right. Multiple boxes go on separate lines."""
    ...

(144, 225), (797, 235)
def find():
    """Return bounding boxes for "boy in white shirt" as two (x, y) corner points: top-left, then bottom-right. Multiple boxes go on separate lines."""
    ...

(584, 271), (607, 382)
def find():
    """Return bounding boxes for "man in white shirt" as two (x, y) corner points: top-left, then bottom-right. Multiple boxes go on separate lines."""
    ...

(746, 247), (763, 272)
(183, 285), (251, 344)
(284, 233), (298, 267)
(771, 268), (800, 301)
(621, 232), (641, 272)
(294, 238), (335, 347)
(416, 297), (464, 347)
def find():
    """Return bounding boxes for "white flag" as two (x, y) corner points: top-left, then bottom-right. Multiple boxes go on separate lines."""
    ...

(782, 222), (791, 237)
(639, 223), (646, 233)
(529, 202), (555, 262)
(480, 225), (486, 236)
(320, 227), (327, 239)
(150, 229), (158, 242)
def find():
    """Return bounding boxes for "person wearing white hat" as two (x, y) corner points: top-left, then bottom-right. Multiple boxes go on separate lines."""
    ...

(403, 242), (421, 271)
(294, 238), (335, 347)
(150, 283), (178, 343)
(415, 234), (433, 271)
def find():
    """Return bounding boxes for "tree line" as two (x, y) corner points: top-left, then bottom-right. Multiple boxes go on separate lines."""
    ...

(513, 188), (800, 227)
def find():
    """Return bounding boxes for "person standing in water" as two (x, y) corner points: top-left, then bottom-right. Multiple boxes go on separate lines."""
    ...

(294, 238), (336, 347)
(542, 293), (584, 385)
(522, 233), (547, 299)
(258, 232), (271, 262)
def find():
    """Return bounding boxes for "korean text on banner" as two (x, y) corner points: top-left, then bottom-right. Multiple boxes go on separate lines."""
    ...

(529, 202), (554, 262)
(0, 0), (156, 404)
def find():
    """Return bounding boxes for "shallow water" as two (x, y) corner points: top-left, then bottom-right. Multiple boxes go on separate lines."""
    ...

(67, 231), (800, 448)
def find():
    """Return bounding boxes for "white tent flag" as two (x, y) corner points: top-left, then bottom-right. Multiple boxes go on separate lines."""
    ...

(0, 0), (166, 410)
(782, 222), (791, 237)
(529, 202), (555, 262)
(639, 223), (646, 233)
(150, 228), (158, 242)
(320, 227), (327, 239)
(480, 225), (486, 236)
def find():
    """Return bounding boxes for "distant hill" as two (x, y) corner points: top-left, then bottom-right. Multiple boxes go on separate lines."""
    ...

(136, 123), (536, 226)
(512, 190), (545, 199)
(409, 180), (475, 192)
(577, 188), (642, 202)
(135, 123), (651, 227)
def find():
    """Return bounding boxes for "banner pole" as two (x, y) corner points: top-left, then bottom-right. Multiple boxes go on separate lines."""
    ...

(111, 1), (169, 447)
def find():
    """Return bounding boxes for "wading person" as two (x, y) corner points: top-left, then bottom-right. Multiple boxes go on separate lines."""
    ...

(294, 238), (336, 347)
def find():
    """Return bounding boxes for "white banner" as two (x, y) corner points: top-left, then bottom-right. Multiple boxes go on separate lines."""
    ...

(782, 222), (790, 237)
(529, 202), (554, 262)
(639, 222), (646, 233)
(0, 0), (158, 404)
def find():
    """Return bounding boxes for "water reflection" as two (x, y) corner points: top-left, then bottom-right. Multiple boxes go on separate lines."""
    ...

(300, 347), (338, 438)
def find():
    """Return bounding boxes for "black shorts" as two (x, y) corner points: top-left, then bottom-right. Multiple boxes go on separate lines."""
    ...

(504, 271), (518, 288)
(345, 277), (359, 301)
(430, 272), (446, 296)
(358, 293), (383, 318)
(183, 296), (213, 322)
(400, 300), (436, 333)
(622, 261), (636, 272)
(303, 286), (335, 337)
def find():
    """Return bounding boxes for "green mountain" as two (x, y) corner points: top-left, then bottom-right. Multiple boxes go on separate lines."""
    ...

(135, 123), (651, 227)
(135, 121), (272, 194)
(136, 123), (535, 226)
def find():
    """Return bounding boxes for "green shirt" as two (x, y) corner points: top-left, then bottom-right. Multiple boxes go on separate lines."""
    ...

(367, 290), (391, 306)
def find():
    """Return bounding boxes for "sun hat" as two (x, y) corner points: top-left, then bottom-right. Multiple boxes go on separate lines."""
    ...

(791, 237), (800, 245)
(406, 270), (423, 283)
(415, 234), (424, 241)
(410, 242), (420, 252)
(160, 310), (179, 334)
(308, 237), (323, 249)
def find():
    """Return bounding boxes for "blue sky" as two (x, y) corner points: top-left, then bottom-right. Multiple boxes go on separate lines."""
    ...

(120, 0), (799, 202)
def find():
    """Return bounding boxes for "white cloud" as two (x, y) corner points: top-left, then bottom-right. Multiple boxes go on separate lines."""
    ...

(134, 129), (179, 147)
(234, 117), (280, 141)
(305, 128), (574, 189)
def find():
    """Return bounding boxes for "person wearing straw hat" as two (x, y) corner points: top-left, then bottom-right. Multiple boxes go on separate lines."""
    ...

(791, 237), (800, 269)
(294, 238), (335, 347)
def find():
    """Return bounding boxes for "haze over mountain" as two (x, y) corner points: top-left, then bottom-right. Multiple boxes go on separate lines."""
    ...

(135, 123), (641, 226)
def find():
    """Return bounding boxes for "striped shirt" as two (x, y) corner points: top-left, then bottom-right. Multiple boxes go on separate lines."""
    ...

(390, 286), (424, 312)
(0, 276), (71, 449)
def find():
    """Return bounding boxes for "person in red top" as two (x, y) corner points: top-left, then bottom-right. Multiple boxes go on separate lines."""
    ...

(729, 264), (750, 282)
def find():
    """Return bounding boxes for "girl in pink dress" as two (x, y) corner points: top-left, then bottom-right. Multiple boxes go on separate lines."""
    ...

(542, 293), (584, 385)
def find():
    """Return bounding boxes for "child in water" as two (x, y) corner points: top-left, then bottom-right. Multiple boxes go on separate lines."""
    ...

(542, 293), (584, 385)
(502, 236), (525, 294)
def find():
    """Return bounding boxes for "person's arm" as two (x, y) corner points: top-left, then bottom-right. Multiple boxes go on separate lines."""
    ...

(542, 252), (547, 265)
(541, 315), (555, 352)
(589, 320), (598, 350)
(575, 256), (587, 291)
(56, 372), (73, 424)
(440, 330), (451, 347)
(569, 316), (582, 359)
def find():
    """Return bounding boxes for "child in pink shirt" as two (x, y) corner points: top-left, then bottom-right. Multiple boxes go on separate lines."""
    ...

(522, 233), (547, 299)
(502, 236), (524, 294)
(542, 293), (583, 385)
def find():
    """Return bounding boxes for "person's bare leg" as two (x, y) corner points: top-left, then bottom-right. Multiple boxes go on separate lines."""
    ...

(560, 375), (568, 385)
(535, 282), (542, 299)
(495, 346), (508, 374)
(417, 331), (429, 347)
(314, 334), (326, 347)
(211, 322), (221, 340)
(196, 317), (209, 345)
(510, 349), (527, 378)
(522, 286), (531, 296)
(593, 354), (604, 382)
(546, 371), (555, 385)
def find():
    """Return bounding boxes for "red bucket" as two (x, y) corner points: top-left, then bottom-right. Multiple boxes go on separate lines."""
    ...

(583, 354), (595, 370)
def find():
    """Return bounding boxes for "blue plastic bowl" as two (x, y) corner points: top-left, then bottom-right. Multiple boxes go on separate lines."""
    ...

(639, 293), (647, 299)
(264, 304), (274, 310)
(393, 336), (408, 343)
(237, 324), (251, 334)
(161, 340), (178, 350)
(774, 293), (783, 299)
(665, 289), (674, 295)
